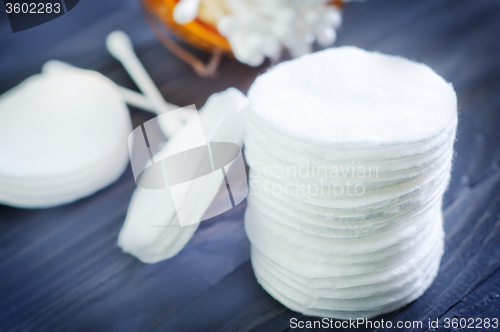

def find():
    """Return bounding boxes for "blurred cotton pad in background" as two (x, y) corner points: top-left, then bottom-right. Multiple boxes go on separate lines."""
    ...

(0, 61), (133, 208)
(0, 29), (194, 209)
(244, 46), (457, 319)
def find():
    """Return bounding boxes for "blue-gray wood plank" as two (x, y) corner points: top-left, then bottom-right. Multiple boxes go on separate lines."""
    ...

(1, 0), (499, 331)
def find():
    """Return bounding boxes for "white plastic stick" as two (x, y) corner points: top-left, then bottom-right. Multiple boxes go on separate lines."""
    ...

(106, 31), (183, 136)
(118, 86), (157, 113)
(118, 87), (196, 123)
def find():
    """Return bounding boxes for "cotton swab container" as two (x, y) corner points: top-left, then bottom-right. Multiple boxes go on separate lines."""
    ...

(244, 46), (457, 319)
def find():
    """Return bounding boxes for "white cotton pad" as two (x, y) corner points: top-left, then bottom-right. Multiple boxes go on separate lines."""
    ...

(243, 142), (454, 188)
(248, 210), (442, 269)
(247, 182), (446, 239)
(248, 218), (434, 269)
(248, 169), (451, 222)
(244, 142), (454, 191)
(253, 249), (441, 318)
(255, 274), (436, 319)
(247, 111), (457, 163)
(246, 200), (441, 260)
(118, 88), (249, 264)
(245, 113), (456, 172)
(249, 212), (442, 279)
(0, 138), (128, 194)
(244, 119), (456, 181)
(247, 46), (457, 150)
(0, 117), (132, 188)
(252, 240), (443, 318)
(249, 162), (451, 209)
(252, 216), (442, 287)
(0, 155), (128, 207)
(247, 166), (450, 225)
(252, 229), (443, 295)
(253, 236), (441, 298)
(243, 47), (456, 319)
(249, 226), (439, 283)
(0, 144), (124, 189)
(248, 168), (449, 224)
(0, 61), (131, 208)
(118, 186), (200, 264)
(252, 243), (441, 311)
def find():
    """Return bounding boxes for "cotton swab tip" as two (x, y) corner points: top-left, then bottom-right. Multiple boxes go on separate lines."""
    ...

(106, 30), (134, 61)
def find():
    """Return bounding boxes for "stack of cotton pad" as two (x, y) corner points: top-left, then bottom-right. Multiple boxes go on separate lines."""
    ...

(119, 88), (249, 263)
(244, 46), (457, 319)
(0, 62), (131, 208)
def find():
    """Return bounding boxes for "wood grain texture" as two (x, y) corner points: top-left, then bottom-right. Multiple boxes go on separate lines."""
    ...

(0, 0), (499, 331)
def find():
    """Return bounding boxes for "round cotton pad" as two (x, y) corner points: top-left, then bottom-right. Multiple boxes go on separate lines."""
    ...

(247, 46), (457, 150)
(0, 61), (131, 208)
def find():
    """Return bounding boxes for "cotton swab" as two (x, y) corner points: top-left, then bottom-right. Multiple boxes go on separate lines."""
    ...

(173, 0), (202, 24)
(118, 86), (195, 124)
(106, 31), (185, 137)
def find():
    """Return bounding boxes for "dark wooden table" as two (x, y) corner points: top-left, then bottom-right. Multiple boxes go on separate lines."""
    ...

(1, 0), (500, 331)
